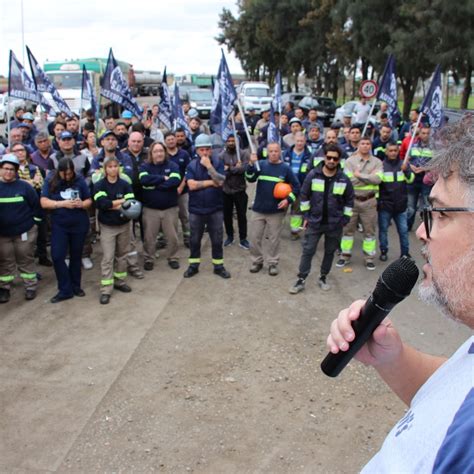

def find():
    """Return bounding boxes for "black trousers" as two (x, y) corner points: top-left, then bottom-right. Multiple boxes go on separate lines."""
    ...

(223, 191), (248, 240)
(189, 211), (224, 267)
(298, 225), (342, 279)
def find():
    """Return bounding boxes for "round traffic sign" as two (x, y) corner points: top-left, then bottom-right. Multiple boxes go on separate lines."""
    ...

(359, 80), (378, 99)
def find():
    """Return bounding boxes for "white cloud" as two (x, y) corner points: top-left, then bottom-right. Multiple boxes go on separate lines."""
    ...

(0, 0), (243, 76)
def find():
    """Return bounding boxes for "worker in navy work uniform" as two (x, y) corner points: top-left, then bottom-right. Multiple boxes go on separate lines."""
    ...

(184, 134), (231, 279)
(246, 142), (300, 276)
(40, 157), (92, 303)
(0, 154), (42, 303)
(377, 142), (414, 261)
(94, 156), (136, 305)
(139, 142), (182, 271)
(289, 144), (354, 294)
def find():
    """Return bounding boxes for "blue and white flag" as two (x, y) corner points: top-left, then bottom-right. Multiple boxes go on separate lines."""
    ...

(209, 65), (222, 134)
(173, 83), (192, 140)
(26, 46), (72, 117)
(377, 54), (400, 127)
(81, 65), (98, 117)
(421, 64), (444, 130)
(267, 104), (279, 144)
(219, 51), (237, 141)
(274, 70), (282, 114)
(8, 50), (46, 107)
(101, 48), (143, 118)
(159, 67), (173, 130)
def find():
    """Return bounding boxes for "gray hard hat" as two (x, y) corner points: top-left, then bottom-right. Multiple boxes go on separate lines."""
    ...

(194, 133), (212, 148)
(120, 199), (142, 220)
(1, 154), (20, 168)
(188, 108), (199, 119)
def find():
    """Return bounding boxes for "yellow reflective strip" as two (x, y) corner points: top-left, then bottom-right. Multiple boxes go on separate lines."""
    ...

(94, 191), (107, 200)
(101, 279), (114, 286)
(20, 273), (36, 279)
(343, 206), (353, 217)
(33, 217), (42, 222)
(0, 196), (24, 203)
(114, 272), (127, 279)
(188, 258), (200, 264)
(212, 259), (224, 265)
(169, 173), (181, 180)
(139, 171), (149, 179)
(257, 175), (283, 183)
(124, 193), (135, 200)
(0, 275), (15, 282)
(300, 201), (310, 211)
(288, 192), (296, 201)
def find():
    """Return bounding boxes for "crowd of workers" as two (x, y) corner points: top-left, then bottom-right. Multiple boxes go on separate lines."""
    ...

(0, 98), (434, 304)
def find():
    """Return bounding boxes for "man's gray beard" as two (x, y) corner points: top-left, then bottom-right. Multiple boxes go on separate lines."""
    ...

(418, 245), (474, 323)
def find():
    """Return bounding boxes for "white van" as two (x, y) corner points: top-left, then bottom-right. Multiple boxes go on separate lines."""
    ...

(237, 82), (272, 113)
(0, 94), (26, 123)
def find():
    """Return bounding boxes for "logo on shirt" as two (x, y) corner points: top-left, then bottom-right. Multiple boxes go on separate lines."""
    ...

(395, 410), (415, 437)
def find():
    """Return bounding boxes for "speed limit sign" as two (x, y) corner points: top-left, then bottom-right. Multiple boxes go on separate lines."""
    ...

(359, 80), (378, 99)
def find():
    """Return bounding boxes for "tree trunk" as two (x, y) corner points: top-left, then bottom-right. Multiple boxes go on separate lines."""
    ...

(331, 65), (339, 102)
(352, 65), (356, 99)
(460, 62), (472, 109)
(400, 77), (417, 119)
(294, 70), (299, 92)
(361, 57), (369, 81)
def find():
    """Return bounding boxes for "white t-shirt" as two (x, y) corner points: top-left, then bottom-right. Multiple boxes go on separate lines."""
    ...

(354, 102), (371, 124)
(362, 336), (474, 473)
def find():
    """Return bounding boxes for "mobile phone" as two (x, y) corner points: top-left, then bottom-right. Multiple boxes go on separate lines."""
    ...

(70, 190), (80, 200)
(147, 110), (152, 119)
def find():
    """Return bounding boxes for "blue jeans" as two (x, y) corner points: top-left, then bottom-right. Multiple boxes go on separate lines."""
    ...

(378, 210), (409, 256)
(407, 181), (431, 230)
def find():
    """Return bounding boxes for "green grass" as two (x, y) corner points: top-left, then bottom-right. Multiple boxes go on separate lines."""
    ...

(335, 95), (472, 110)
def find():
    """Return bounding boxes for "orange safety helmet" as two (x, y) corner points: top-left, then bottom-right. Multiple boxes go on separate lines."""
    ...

(273, 182), (292, 199)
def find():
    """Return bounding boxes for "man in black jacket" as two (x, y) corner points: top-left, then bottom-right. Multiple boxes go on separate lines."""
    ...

(378, 142), (414, 261)
(289, 144), (354, 293)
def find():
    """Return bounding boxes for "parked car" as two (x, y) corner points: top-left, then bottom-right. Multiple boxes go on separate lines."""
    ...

(298, 96), (337, 126)
(0, 94), (26, 123)
(188, 88), (213, 119)
(237, 82), (272, 113)
(313, 96), (337, 124)
(279, 92), (305, 109)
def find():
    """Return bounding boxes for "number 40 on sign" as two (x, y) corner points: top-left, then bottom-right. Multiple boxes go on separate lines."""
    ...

(359, 80), (378, 99)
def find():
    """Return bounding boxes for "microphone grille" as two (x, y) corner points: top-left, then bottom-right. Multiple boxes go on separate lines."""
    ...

(375, 257), (420, 302)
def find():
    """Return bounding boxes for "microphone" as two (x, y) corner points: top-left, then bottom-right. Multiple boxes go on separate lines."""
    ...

(321, 257), (419, 377)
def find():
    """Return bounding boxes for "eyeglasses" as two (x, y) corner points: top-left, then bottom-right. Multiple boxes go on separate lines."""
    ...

(325, 155), (340, 162)
(420, 206), (474, 239)
(12, 148), (26, 153)
(2, 167), (16, 173)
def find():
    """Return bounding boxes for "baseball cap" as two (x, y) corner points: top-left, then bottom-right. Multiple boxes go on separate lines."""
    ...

(121, 110), (133, 119)
(21, 112), (35, 121)
(59, 131), (74, 140)
(100, 130), (118, 140)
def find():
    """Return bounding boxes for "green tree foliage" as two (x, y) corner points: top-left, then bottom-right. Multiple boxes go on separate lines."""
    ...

(217, 0), (474, 115)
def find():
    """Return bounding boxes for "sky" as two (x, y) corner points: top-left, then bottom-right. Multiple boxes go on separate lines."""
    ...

(0, 0), (243, 77)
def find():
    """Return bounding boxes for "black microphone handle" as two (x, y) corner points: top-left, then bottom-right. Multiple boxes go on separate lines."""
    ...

(320, 296), (397, 377)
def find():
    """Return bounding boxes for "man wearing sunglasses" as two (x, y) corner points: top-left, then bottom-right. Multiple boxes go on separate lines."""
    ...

(326, 118), (474, 472)
(289, 144), (354, 293)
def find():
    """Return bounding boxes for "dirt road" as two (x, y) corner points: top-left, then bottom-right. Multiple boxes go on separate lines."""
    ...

(0, 213), (470, 473)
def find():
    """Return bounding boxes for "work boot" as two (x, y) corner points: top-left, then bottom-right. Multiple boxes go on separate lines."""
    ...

(289, 278), (305, 294)
(144, 261), (154, 271)
(0, 288), (11, 303)
(379, 250), (388, 262)
(168, 260), (180, 270)
(318, 275), (331, 291)
(25, 289), (37, 301)
(268, 264), (279, 276)
(183, 265), (199, 278)
(249, 262), (263, 273)
(38, 257), (53, 267)
(114, 283), (132, 293)
(100, 294), (110, 305)
(214, 266), (231, 279)
(129, 269), (145, 279)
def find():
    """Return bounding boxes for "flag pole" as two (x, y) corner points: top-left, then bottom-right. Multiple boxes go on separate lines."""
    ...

(402, 112), (424, 167)
(230, 112), (241, 163)
(361, 98), (377, 136)
(235, 98), (259, 171)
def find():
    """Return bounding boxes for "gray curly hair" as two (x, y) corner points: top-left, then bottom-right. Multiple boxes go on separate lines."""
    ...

(429, 114), (474, 205)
